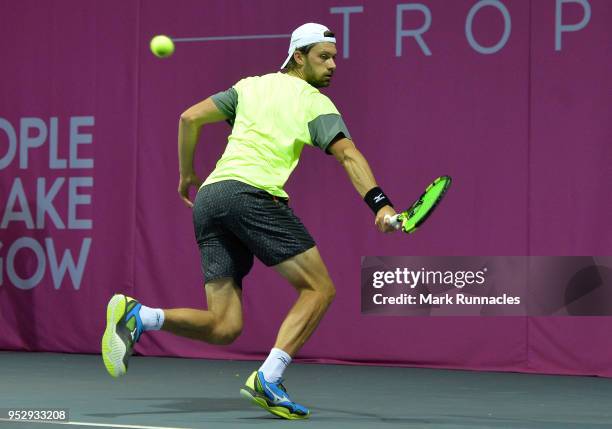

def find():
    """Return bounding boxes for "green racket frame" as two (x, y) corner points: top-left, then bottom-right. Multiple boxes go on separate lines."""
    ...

(390, 175), (452, 234)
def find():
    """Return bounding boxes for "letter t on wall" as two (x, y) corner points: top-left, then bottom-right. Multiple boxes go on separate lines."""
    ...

(330, 6), (364, 59)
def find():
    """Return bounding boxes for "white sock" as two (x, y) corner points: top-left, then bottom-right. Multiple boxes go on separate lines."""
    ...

(259, 348), (292, 383)
(139, 305), (165, 331)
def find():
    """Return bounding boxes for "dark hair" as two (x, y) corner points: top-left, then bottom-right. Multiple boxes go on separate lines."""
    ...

(285, 30), (335, 70)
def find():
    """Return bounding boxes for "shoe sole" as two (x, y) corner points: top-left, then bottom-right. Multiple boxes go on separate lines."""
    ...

(101, 294), (127, 378)
(239, 387), (309, 420)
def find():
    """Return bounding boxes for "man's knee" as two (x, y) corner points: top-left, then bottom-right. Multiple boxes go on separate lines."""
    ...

(311, 278), (335, 306)
(322, 280), (336, 305)
(211, 321), (243, 345)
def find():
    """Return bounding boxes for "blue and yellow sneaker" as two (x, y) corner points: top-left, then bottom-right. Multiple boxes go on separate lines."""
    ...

(101, 294), (143, 378)
(240, 371), (310, 420)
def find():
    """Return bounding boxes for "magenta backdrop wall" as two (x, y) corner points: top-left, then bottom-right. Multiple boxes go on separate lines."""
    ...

(1, 0), (611, 377)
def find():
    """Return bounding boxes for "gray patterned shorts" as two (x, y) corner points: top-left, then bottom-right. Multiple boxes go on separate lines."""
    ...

(192, 180), (316, 287)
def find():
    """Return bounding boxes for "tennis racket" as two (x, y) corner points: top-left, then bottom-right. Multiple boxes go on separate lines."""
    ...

(385, 175), (452, 233)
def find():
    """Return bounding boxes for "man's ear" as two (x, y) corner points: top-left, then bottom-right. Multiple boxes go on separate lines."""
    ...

(293, 50), (305, 66)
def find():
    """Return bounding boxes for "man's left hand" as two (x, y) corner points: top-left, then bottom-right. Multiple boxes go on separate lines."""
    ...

(178, 174), (203, 208)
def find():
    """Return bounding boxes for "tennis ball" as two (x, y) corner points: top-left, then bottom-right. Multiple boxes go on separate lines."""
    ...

(150, 35), (174, 58)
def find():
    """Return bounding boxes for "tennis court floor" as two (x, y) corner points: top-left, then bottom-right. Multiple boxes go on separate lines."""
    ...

(1, 352), (610, 429)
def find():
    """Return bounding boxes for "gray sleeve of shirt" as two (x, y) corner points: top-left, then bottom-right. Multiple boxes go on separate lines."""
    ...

(308, 114), (352, 154)
(211, 87), (238, 125)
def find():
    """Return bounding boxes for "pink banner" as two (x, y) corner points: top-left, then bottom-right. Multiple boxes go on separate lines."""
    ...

(1, 0), (611, 377)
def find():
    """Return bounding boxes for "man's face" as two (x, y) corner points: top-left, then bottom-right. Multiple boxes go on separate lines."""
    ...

(301, 42), (337, 88)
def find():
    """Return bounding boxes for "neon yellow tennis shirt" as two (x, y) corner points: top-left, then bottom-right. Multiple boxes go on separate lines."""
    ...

(203, 72), (351, 198)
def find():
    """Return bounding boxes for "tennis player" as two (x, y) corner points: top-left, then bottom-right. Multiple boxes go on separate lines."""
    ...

(102, 23), (396, 419)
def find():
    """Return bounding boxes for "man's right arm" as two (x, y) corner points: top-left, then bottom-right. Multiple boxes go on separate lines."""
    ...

(329, 137), (396, 233)
(177, 97), (228, 207)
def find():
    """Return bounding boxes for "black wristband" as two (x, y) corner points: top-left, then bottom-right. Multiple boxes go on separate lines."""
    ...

(364, 187), (393, 214)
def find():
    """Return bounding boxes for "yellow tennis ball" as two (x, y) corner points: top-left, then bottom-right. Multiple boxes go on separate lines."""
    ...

(150, 35), (174, 58)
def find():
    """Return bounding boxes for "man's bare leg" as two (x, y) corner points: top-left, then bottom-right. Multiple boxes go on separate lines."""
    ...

(239, 246), (334, 419)
(102, 277), (243, 378)
(272, 246), (336, 356)
(161, 277), (244, 345)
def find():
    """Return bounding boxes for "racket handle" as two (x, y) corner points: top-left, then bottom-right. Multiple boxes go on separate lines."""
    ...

(385, 214), (401, 230)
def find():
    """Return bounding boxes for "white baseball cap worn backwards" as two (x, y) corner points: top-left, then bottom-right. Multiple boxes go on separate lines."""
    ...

(280, 23), (336, 69)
